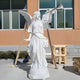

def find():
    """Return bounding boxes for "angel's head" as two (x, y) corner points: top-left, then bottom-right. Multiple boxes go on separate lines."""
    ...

(33, 11), (41, 21)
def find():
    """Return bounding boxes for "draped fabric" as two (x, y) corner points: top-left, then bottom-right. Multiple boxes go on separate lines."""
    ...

(27, 20), (49, 79)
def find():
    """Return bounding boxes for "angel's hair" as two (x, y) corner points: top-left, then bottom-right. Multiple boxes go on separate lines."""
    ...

(32, 11), (41, 21)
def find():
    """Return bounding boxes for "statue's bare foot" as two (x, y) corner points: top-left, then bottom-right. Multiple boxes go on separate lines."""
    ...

(29, 79), (32, 80)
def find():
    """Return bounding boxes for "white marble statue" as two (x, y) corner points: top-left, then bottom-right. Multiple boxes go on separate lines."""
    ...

(19, 3), (63, 80)
(25, 11), (50, 80)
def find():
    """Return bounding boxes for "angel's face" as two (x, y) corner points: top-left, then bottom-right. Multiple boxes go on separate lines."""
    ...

(33, 11), (41, 20)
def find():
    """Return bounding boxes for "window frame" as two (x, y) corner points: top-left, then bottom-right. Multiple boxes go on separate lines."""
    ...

(0, 0), (27, 30)
(39, 0), (73, 30)
(0, 9), (27, 30)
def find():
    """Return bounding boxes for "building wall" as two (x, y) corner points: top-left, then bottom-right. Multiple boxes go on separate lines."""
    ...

(0, 0), (80, 46)
(27, 0), (38, 16)
(0, 30), (29, 45)
(74, 0), (80, 29)
(44, 29), (80, 45)
(0, 0), (38, 46)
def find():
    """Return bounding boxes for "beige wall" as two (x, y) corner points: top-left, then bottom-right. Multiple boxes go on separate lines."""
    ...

(0, 30), (29, 45)
(74, 0), (80, 29)
(0, 30), (80, 45)
(44, 30), (80, 45)
(0, 0), (80, 45)
(27, 0), (39, 16)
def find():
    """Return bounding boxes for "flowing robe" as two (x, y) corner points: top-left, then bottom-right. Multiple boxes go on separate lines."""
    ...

(27, 20), (49, 79)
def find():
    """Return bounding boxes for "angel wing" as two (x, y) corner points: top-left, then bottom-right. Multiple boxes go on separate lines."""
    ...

(19, 10), (32, 25)
(42, 10), (54, 29)
(42, 3), (63, 29)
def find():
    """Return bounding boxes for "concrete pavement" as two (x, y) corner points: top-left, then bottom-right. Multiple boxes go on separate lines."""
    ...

(0, 59), (80, 80)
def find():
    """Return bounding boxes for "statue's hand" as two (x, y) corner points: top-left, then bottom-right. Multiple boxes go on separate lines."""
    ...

(24, 39), (30, 41)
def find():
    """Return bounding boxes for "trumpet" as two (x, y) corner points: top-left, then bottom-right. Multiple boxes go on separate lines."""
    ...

(45, 2), (64, 14)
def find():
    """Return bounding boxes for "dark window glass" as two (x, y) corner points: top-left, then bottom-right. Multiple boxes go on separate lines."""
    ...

(57, 10), (64, 28)
(20, 14), (25, 29)
(40, 10), (46, 19)
(40, 0), (55, 8)
(49, 14), (54, 28)
(0, 12), (2, 29)
(57, 0), (73, 8)
(0, 0), (10, 9)
(65, 10), (73, 28)
(12, 11), (19, 29)
(3, 11), (9, 29)
(12, 0), (27, 9)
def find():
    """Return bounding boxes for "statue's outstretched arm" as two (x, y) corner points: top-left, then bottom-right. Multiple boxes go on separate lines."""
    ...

(42, 3), (63, 29)
(42, 10), (53, 29)
(24, 33), (32, 41)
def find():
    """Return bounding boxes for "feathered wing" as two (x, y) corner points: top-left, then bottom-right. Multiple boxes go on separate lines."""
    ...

(42, 10), (53, 29)
(42, 9), (56, 29)
(42, 3), (64, 29)
(19, 10), (32, 25)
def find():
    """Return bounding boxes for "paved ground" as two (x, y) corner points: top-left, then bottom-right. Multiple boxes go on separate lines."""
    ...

(0, 59), (80, 80)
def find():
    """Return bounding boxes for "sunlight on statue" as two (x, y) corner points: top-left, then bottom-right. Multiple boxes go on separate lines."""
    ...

(19, 2), (63, 80)
(25, 11), (49, 80)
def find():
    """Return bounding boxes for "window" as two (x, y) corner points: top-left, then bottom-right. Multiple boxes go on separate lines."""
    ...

(39, 0), (73, 29)
(0, 0), (27, 10)
(0, 12), (2, 29)
(40, 0), (55, 8)
(65, 10), (73, 28)
(12, 0), (27, 9)
(0, 0), (27, 30)
(57, 10), (64, 28)
(12, 11), (19, 29)
(57, 0), (72, 8)
(3, 11), (9, 29)
(20, 14), (26, 29)
(0, 0), (10, 9)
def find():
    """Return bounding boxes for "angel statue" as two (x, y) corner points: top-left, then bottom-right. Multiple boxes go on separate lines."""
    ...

(18, 3), (63, 80)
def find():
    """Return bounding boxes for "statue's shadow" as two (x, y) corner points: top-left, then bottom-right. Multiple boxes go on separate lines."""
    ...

(63, 66), (80, 75)
(14, 60), (43, 80)
(14, 58), (31, 78)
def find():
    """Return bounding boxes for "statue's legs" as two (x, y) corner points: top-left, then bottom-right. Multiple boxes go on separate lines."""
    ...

(29, 79), (32, 80)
